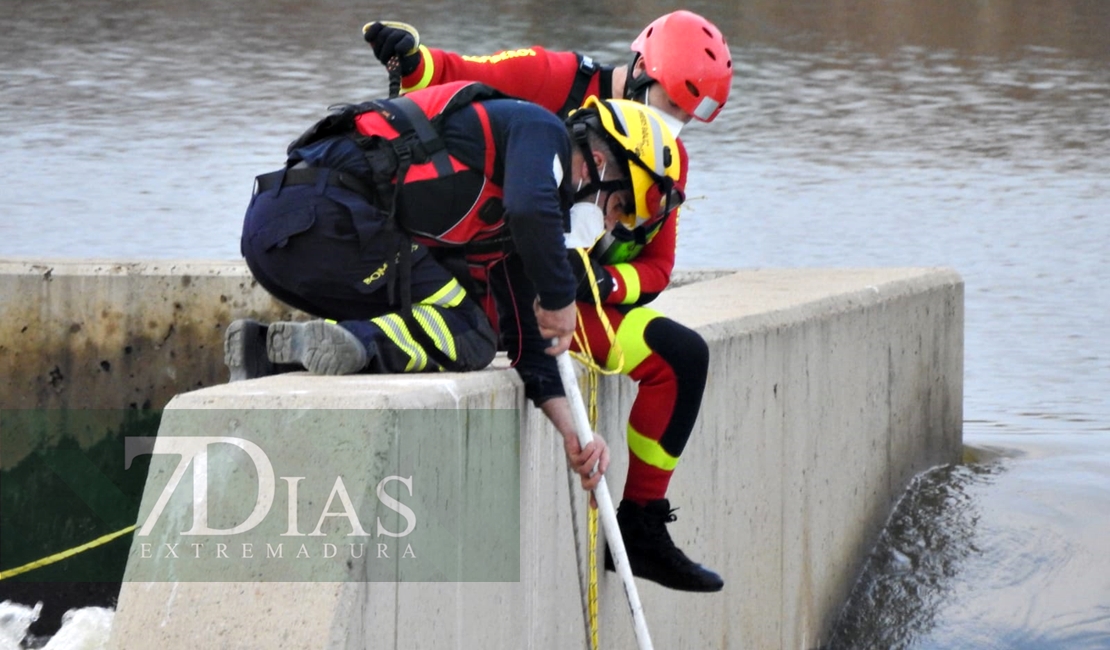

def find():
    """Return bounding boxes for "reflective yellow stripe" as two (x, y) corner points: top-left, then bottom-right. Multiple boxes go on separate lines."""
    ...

(371, 314), (427, 371)
(412, 306), (457, 362)
(627, 422), (679, 471)
(605, 307), (660, 373)
(612, 264), (641, 304)
(460, 48), (537, 64)
(402, 45), (435, 93)
(420, 278), (466, 308)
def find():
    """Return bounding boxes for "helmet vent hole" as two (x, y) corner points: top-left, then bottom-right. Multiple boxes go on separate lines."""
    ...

(702, 27), (713, 37)
(646, 27), (655, 38)
(685, 80), (700, 97)
(705, 48), (717, 61)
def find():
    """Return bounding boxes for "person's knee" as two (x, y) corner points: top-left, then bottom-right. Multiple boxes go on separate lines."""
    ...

(644, 318), (708, 381)
(442, 301), (498, 371)
(453, 315), (497, 371)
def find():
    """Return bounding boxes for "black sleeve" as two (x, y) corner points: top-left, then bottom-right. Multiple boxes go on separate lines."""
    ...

(494, 102), (577, 311)
(488, 254), (565, 405)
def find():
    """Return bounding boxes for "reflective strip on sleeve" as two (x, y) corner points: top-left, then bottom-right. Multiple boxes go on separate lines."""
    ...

(420, 277), (466, 308)
(611, 264), (642, 304)
(402, 45), (436, 93)
(412, 305), (457, 362)
(371, 313), (428, 371)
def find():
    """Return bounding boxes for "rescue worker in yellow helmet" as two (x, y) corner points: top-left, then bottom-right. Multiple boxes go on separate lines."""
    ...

(227, 83), (688, 501)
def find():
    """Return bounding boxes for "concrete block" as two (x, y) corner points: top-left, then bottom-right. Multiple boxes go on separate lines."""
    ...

(102, 267), (962, 649)
(0, 260), (300, 414)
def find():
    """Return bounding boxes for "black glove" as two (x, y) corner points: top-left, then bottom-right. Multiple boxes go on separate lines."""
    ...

(363, 22), (422, 77)
(568, 251), (614, 304)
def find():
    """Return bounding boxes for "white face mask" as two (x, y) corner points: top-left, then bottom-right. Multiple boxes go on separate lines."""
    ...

(565, 202), (605, 249)
(565, 163), (608, 249)
(659, 111), (684, 137)
(645, 93), (686, 137)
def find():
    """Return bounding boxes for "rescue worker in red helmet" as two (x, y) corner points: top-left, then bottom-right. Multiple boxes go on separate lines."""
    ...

(227, 83), (685, 503)
(364, 13), (731, 593)
(364, 10), (732, 134)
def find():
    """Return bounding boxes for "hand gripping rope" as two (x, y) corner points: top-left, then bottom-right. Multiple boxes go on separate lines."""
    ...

(362, 21), (421, 99)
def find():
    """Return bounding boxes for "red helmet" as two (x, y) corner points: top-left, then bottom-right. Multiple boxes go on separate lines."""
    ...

(629, 10), (733, 123)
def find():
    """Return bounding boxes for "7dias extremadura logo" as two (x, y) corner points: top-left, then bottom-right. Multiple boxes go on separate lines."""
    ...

(126, 436), (418, 569)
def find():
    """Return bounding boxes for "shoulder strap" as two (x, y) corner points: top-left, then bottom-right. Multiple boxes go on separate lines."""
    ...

(362, 84), (506, 311)
(558, 55), (601, 118)
(368, 96), (453, 177)
(361, 82), (509, 173)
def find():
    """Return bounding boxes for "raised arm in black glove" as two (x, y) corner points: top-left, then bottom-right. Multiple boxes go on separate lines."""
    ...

(568, 250), (614, 304)
(363, 22), (422, 77)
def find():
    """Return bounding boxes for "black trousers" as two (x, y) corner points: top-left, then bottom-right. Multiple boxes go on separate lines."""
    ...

(240, 173), (496, 373)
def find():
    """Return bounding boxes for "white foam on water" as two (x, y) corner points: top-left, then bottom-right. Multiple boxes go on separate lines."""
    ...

(41, 608), (114, 650)
(0, 603), (113, 650)
(0, 601), (41, 650)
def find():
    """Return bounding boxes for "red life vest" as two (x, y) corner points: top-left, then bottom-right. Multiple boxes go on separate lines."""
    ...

(351, 81), (510, 250)
(283, 81), (516, 311)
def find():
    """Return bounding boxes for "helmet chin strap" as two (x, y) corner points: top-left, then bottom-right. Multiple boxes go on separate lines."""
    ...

(624, 54), (654, 102)
(625, 58), (685, 136)
(571, 122), (629, 202)
(575, 163), (607, 206)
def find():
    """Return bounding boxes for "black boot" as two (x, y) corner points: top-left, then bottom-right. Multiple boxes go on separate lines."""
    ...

(224, 319), (274, 382)
(604, 499), (724, 593)
(224, 319), (301, 381)
(266, 320), (375, 375)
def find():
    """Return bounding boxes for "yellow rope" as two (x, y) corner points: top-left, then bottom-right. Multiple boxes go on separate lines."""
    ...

(586, 364), (600, 649)
(587, 483), (600, 649)
(569, 248), (625, 376)
(568, 246), (624, 649)
(0, 524), (137, 581)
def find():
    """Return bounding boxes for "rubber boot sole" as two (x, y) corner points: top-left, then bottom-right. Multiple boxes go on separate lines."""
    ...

(224, 318), (273, 382)
(267, 321), (368, 376)
(603, 543), (724, 593)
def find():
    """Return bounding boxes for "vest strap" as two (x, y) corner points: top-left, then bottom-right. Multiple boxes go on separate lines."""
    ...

(557, 54), (601, 118)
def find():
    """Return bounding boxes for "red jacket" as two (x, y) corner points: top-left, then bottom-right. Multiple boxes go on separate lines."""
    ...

(397, 45), (687, 306)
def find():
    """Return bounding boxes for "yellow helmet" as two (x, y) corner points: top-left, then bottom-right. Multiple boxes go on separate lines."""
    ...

(566, 97), (684, 230)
